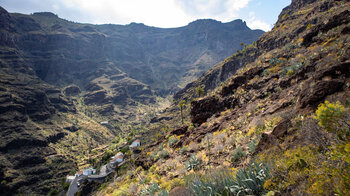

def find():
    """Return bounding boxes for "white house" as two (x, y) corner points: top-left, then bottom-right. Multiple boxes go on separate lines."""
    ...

(129, 139), (141, 148)
(110, 152), (124, 167)
(100, 121), (109, 125)
(83, 167), (96, 176)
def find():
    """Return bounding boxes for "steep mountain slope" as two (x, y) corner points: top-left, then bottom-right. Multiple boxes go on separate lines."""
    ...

(0, 7), (116, 195)
(95, 0), (350, 195)
(174, 0), (349, 101)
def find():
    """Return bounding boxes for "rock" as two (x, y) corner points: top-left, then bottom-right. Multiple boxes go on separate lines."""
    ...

(220, 66), (264, 97)
(191, 96), (221, 125)
(298, 79), (344, 108)
(169, 187), (191, 196)
(302, 10), (350, 47)
(46, 132), (67, 144)
(150, 116), (172, 123)
(64, 125), (79, 132)
(271, 119), (292, 139)
(170, 126), (188, 136)
(254, 132), (279, 154)
(98, 104), (115, 115)
(85, 83), (103, 92)
(314, 61), (350, 80)
(63, 85), (81, 96)
(84, 90), (111, 105)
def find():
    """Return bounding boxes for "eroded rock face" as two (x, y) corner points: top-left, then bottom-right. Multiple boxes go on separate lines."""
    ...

(63, 85), (81, 96)
(0, 8), (77, 195)
(302, 10), (350, 47)
(298, 80), (344, 108)
(170, 126), (188, 136)
(84, 90), (110, 105)
(191, 96), (221, 125)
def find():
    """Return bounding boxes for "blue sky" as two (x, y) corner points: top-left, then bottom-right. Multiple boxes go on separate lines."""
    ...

(1, 0), (290, 31)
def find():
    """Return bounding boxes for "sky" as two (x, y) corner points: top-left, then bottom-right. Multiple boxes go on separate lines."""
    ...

(1, 0), (291, 31)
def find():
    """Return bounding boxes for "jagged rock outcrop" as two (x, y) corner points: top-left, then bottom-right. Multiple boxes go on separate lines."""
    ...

(188, 0), (350, 125)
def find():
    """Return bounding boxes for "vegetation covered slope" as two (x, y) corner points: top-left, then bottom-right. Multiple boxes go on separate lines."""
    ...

(94, 0), (350, 195)
(0, 7), (117, 195)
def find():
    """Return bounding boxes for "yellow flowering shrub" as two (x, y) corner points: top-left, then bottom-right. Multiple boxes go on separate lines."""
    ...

(314, 101), (346, 134)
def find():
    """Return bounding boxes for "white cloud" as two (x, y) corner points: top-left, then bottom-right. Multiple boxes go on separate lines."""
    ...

(246, 12), (271, 31)
(2, 0), (258, 28)
(57, 0), (253, 27)
(175, 0), (252, 23)
(59, 0), (192, 27)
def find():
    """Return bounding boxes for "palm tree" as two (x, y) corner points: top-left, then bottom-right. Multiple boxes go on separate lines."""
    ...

(179, 100), (186, 124)
(196, 86), (204, 97)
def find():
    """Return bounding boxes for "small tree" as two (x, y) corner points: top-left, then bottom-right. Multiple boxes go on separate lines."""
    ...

(196, 86), (204, 97)
(240, 42), (244, 50)
(179, 100), (186, 124)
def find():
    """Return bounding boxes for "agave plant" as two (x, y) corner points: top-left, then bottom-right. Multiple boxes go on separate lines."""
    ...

(185, 154), (201, 171)
(188, 161), (270, 196)
(225, 161), (270, 196)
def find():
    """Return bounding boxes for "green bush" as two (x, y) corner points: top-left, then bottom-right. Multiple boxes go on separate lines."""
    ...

(150, 151), (159, 161)
(248, 139), (258, 154)
(120, 146), (129, 154)
(180, 146), (188, 155)
(158, 150), (169, 159)
(231, 146), (245, 162)
(139, 183), (169, 196)
(168, 136), (179, 147)
(282, 62), (303, 76)
(314, 101), (349, 140)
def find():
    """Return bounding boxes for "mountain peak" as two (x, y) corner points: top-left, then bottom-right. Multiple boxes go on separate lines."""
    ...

(188, 19), (221, 26)
(32, 12), (58, 18)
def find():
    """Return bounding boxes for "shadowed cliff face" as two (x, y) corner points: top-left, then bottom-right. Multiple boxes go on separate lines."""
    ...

(9, 13), (263, 97)
(0, 7), (118, 195)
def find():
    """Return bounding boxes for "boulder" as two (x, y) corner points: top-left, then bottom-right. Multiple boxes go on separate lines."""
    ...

(169, 187), (191, 196)
(271, 119), (292, 139)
